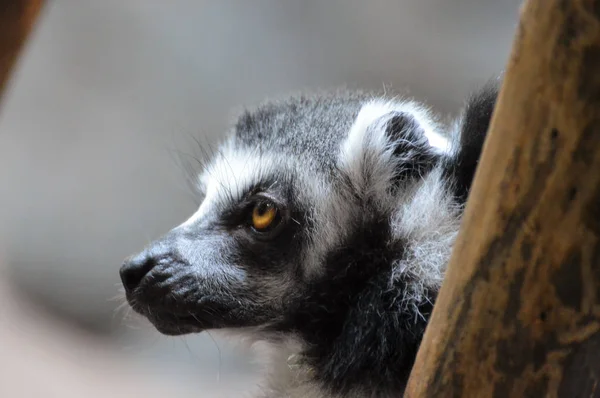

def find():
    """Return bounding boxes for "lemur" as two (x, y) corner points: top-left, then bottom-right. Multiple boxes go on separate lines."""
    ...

(119, 80), (499, 397)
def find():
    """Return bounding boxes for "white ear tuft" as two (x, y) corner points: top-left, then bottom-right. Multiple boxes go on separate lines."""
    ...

(338, 99), (449, 201)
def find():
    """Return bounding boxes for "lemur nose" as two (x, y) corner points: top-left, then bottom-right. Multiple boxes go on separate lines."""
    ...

(120, 250), (157, 293)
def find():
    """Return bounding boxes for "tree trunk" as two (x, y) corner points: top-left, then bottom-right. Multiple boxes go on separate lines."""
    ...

(405, 0), (600, 396)
(0, 0), (45, 103)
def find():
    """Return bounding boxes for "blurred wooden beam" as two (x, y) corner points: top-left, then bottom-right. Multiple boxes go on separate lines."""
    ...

(0, 0), (45, 103)
(405, 0), (600, 396)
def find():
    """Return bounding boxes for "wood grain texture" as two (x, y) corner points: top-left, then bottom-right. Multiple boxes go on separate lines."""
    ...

(0, 0), (44, 103)
(405, 0), (600, 397)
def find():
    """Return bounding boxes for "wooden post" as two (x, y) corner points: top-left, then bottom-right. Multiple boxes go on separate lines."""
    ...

(0, 0), (45, 103)
(405, 0), (600, 396)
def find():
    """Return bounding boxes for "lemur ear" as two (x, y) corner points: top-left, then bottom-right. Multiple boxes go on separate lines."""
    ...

(338, 100), (450, 198)
(384, 111), (449, 183)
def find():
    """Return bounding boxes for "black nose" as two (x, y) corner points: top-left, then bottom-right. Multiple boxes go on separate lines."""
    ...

(120, 250), (157, 293)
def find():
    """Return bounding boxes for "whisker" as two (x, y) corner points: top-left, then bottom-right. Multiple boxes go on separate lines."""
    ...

(206, 331), (223, 383)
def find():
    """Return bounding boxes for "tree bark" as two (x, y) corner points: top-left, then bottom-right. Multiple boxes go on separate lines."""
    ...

(0, 0), (45, 104)
(405, 0), (600, 397)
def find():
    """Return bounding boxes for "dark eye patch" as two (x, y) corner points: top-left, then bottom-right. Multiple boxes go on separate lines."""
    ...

(216, 178), (282, 229)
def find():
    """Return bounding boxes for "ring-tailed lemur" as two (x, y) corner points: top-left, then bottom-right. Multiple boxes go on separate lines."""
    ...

(119, 80), (499, 397)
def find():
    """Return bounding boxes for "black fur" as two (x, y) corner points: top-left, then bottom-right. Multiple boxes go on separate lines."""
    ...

(273, 216), (433, 396)
(446, 79), (501, 201)
(386, 113), (442, 184)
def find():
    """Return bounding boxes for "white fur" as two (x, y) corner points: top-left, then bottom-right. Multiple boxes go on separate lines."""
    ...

(343, 99), (451, 155)
(297, 175), (355, 278)
(390, 167), (461, 318)
(338, 100), (450, 208)
(338, 100), (461, 319)
(338, 101), (399, 201)
(181, 140), (280, 228)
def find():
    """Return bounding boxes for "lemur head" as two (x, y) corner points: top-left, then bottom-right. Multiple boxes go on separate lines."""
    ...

(120, 84), (498, 395)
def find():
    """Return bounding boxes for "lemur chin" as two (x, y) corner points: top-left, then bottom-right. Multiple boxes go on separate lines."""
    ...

(120, 80), (499, 398)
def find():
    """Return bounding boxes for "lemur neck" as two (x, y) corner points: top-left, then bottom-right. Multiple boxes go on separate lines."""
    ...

(305, 271), (433, 396)
(277, 220), (435, 396)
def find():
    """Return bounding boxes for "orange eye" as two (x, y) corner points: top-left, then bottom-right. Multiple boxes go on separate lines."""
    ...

(252, 201), (278, 231)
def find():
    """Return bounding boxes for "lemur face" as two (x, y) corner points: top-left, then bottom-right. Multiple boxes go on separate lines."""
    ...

(120, 92), (466, 337)
(120, 147), (311, 335)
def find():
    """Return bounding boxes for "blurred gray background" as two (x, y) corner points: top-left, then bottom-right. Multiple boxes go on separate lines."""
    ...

(0, 0), (520, 395)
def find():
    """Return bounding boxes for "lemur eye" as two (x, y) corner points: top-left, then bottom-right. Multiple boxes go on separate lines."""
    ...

(251, 201), (279, 231)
